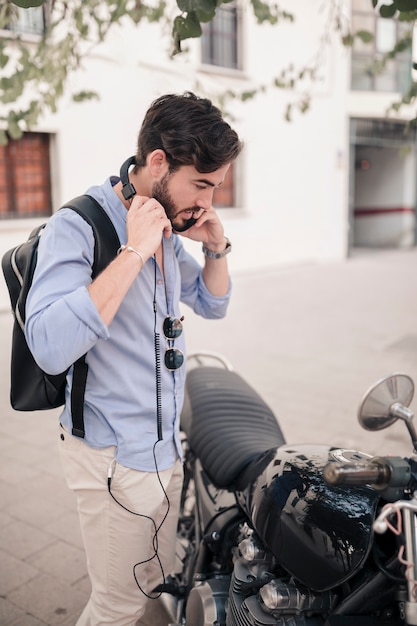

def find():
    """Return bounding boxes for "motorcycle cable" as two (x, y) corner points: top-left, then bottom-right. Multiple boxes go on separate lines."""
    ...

(106, 257), (171, 600)
(372, 540), (406, 584)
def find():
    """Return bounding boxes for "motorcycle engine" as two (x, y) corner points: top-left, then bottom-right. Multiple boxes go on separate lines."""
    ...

(226, 554), (336, 626)
(223, 524), (336, 626)
(185, 577), (229, 626)
(184, 523), (336, 626)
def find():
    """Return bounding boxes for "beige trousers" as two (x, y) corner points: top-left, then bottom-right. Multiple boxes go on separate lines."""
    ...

(58, 424), (183, 626)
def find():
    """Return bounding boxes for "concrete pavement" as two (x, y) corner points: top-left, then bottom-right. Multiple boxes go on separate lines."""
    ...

(0, 247), (416, 625)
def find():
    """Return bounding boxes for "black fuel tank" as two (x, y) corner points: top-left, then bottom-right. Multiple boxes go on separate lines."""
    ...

(240, 444), (379, 592)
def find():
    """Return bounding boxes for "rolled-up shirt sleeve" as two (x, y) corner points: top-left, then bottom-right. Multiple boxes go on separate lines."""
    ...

(174, 236), (232, 319)
(25, 208), (109, 375)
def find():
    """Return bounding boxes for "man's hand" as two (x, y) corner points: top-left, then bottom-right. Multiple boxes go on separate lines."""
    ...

(126, 195), (172, 261)
(178, 206), (227, 252)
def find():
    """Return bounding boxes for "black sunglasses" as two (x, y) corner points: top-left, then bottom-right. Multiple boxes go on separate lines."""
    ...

(163, 316), (184, 370)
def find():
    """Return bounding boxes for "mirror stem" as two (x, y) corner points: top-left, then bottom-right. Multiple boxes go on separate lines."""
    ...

(391, 403), (417, 451)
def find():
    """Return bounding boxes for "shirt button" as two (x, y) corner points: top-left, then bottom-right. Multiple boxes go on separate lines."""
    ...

(157, 279), (163, 285)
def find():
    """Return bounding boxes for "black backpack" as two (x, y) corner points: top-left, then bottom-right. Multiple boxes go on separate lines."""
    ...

(1, 195), (120, 438)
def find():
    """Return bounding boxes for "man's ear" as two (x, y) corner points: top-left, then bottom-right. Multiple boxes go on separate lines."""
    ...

(148, 149), (169, 178)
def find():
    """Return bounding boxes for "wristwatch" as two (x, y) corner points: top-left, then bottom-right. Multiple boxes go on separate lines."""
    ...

(202, 238), (232, 259)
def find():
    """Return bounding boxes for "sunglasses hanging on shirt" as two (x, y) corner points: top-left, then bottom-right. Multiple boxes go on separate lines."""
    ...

(163, 316), (184, 370)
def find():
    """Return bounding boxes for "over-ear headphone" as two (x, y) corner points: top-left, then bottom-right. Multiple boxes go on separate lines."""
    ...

(120, 156), (137, 201)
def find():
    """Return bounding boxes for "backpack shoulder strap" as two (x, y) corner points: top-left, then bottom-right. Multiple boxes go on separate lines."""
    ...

(63, 194), (120, 276)
(61, 195), (121, 439)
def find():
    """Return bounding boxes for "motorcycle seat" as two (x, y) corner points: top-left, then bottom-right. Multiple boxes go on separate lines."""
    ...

(181, 366), (285, 489)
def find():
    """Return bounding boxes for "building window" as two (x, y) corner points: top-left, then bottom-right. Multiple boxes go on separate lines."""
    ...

(2, 4), (45, 36)
(201, 2), (240, 70)
(213, 163), (236, 208)
(351, 0), (412, 93)
(0, 133), (52, 219)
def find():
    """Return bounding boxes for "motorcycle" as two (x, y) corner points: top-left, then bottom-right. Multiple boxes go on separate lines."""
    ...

(158, 352), (417, 625)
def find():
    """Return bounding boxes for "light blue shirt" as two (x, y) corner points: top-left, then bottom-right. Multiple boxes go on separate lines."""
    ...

(25, 177), (231, 472)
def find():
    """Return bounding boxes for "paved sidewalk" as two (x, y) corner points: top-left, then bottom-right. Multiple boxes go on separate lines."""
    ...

(0, 247), (416, 625)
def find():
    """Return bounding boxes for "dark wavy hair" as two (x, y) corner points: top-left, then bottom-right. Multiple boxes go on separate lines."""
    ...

(134, 92), (242, 173)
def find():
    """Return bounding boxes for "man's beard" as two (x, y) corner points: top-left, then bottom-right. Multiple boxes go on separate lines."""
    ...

(152, 174), (199, 233)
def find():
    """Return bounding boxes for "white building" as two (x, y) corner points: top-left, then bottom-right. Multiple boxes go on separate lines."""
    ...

(0, 0), (415, 308)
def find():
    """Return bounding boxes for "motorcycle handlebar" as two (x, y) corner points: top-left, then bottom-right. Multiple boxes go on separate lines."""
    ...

(323, 456), (413, 491)
(323, 460), (391, 487)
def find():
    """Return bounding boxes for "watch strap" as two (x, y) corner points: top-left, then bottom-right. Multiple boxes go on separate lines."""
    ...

(202, 238), (232, 259)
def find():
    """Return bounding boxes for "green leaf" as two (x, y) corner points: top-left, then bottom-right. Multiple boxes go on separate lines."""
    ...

(72, 90), (99, 102)
(0, 128), (8, 146)
(196, 8), (215, 22)
(356, 30), (374, 43)
(379, 4), (397, 17)
(342, 34), (354, 47)
(398, 10), (417, 21)
(7, 112), (23, 140)
(25, 100), (41, 126)
(10, 0), (44, 7)
(284, 103), (292, 122)
(0, 46), (9, 69)
(0, 75), (23, 103)
(274, 79), (286, 88)
(173, 12), (202, 41)
(172, 27), (182, 54)
(393, 0), (417, 10)
(241, 90), (257, 101)
(177, 0), (216, 13)
(251, 0), (278, 24)
(299, 96), (310, 114)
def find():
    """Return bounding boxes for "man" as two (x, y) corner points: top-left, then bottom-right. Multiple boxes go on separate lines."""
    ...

(25, 92), (242, 625)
